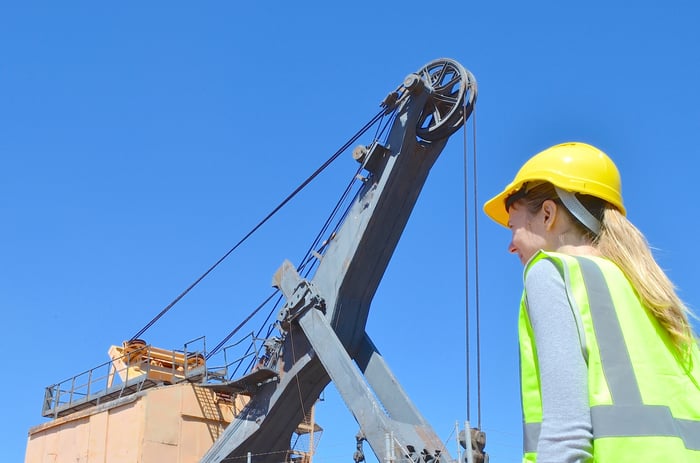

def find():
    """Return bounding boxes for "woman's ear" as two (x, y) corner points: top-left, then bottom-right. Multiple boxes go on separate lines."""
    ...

(541, 199), (558, 231)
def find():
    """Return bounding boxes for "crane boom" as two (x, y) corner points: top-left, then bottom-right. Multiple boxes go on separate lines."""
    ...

(200, 58), (478, 463)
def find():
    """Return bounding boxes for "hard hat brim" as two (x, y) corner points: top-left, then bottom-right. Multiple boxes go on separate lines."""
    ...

(483, 180), (524, 228)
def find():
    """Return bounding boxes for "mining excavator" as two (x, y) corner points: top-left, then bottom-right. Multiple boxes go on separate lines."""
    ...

(25, 58), (484, 463)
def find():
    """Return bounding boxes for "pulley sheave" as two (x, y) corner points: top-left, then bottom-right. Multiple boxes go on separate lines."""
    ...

(414, 58), (477, 142)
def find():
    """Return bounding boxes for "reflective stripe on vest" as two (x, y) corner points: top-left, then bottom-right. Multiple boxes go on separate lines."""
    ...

(577, 257), (700, 450)
(520, 251), (700, 460)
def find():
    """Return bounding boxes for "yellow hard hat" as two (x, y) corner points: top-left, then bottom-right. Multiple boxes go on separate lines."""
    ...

(483, 142), (626, 228)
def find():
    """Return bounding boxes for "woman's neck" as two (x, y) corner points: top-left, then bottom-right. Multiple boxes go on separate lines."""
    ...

(557, 244), (600, 257)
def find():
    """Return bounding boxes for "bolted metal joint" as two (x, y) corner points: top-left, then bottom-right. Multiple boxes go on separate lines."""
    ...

(276, 281), (326, 330)
(459, 428), (488, 463)
(353, 431), (366, 463)
(405, 445), (445, 463)
(352, 145), (368, 163)
(403, 73), (424, 94)
(381, 90), (400, 114)
(353, 141), (389, 174)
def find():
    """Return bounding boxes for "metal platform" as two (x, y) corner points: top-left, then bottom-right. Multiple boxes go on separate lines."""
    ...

(199, 367), (278, 396)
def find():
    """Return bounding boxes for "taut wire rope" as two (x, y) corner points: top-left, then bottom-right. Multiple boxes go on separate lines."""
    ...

(471, 107), (482, 429)
(208, 109), (397, 361)
(298, 110), (397, 279)
(205, 291), (279, 360)
(463, 102), (483, 428)
(463, 105), (471, 424)
(208, 105), (399, 425)
(208, 164), (362, 365)
(129, 107), (390, 342)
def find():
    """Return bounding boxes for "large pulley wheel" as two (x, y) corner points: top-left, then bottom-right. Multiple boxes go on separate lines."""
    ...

(414, 58), (477, 142)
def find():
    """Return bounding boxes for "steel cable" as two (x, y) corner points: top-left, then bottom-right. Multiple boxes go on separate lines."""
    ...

(463, 102), (483, 428)
(207, 109), (396, 362)
(129, 107), (390, 342)
(471, 107), (482, 429)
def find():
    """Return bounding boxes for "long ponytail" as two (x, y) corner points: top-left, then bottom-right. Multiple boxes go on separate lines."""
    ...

(595, 207), (696, 351)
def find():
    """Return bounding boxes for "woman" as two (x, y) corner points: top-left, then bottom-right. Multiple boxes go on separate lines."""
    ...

(483, 142), (700, 462)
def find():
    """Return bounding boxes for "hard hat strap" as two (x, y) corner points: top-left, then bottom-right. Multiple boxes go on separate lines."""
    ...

(554, 186), (601, 235)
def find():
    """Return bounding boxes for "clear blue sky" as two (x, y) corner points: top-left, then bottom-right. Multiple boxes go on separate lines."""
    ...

(3, 2), (700, 462)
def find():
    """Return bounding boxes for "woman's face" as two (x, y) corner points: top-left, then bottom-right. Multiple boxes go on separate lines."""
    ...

(507, 202), (549, 265)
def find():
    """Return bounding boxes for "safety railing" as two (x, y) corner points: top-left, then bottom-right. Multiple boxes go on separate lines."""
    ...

(202, 332), (269, 383)
(42, 337), (207, 419)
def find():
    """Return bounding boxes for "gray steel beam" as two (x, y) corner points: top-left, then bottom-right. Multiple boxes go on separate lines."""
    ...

(297, 307), (451, 462)
(355, 333), (426, 425)
(200, 61), (469, 463)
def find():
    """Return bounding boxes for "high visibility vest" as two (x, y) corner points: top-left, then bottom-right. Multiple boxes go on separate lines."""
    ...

(519, 251), (700, 463)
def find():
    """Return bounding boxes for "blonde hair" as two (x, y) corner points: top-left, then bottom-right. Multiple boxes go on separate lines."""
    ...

(515, 182), (696, 351)
(595, 208), (695, 350)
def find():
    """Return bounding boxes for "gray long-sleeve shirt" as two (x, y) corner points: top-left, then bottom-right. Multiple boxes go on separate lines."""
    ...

(524, 258), (593, 462)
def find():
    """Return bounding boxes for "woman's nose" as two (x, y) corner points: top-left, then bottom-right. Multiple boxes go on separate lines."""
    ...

(508, 240), (517, 254)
